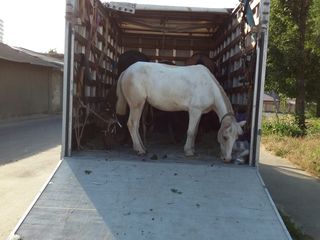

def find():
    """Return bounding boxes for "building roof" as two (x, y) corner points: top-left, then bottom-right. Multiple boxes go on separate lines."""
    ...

(263, 93), (278, 102)
(286, 98), (296, 105)
(0, 43), (60, 69)
(14, 47), (64, 69)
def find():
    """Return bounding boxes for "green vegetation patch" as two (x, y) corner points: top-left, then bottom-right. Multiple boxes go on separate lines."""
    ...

(262, 115), (320, 177)
(279, 210), (314, 240)
(262, 115), (305, 137)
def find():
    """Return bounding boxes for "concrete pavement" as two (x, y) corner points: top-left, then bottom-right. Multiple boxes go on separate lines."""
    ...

(0, 115), (61, 240)
(0, 114), (61, 166)
(260, 146), (320, 240)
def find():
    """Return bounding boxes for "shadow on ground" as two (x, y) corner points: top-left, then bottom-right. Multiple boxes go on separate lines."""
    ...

(0, 115), (62, 166)
(260, 162), (320, 239)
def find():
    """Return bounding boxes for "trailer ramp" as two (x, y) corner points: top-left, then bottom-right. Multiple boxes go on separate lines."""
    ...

(15, 151), (290, 240)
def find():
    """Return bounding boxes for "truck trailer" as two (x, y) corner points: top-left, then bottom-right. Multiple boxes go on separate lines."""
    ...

(9, 0), (293, 239)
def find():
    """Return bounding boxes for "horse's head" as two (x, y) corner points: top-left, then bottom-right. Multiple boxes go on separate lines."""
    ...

(217, 115), (246, 163)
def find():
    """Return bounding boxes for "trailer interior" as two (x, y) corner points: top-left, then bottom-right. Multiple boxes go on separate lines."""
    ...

(62, 0), (265, 166)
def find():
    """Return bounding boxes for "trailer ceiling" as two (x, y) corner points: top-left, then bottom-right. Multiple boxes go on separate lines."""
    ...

(107, 3), (232, 38)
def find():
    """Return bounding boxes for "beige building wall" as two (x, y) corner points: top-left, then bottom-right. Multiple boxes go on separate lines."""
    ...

(49, 70), (63, 113)
(263, 101), (275, 112)
(0, 60), (62, 119)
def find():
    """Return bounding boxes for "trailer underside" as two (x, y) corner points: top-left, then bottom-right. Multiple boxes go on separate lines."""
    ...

(16, 143), (290, 240)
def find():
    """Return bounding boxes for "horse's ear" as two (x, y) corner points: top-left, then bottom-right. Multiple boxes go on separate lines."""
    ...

(238, 121), (246, 127)
(221, 118), (232, 129)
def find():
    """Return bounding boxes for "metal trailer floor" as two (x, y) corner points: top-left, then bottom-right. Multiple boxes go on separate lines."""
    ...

(15, 149), (291, 240)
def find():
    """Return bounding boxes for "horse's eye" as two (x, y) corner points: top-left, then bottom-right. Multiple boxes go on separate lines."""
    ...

(223, 136), (228, 141)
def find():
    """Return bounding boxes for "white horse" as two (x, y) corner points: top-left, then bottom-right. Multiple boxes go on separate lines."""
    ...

(116, 62), (246, 162)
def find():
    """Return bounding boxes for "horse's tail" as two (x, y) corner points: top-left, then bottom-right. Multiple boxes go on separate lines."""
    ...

(116, 74), (127, 115)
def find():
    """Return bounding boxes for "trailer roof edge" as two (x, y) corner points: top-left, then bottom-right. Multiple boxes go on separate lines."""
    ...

(106, 1), (232, 14)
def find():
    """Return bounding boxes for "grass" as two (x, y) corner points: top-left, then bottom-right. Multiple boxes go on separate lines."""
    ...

(262, 115), (320, 178)
(279, 210), (314, 240)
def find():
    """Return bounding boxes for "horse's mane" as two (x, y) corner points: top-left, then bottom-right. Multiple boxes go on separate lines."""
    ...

(204, 68), (234, 115)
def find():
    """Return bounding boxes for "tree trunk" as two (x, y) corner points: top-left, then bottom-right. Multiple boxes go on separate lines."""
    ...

(316, 96), (320, 117)
(295, 77), (305, 128)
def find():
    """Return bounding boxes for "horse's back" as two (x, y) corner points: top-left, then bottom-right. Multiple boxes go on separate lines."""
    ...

(119, 62), (218, 112)
(122, 61), (214, 85)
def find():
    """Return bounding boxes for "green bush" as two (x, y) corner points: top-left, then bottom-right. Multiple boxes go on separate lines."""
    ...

(262, 115), (320, 137)
(262, 115), (305, 137)
(306, 102), (317, 118)
(306, 118), (320, 135)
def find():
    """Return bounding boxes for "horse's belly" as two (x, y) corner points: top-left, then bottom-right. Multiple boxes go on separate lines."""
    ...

(146, 82), (213, 112)
(147, 95), (188, 112)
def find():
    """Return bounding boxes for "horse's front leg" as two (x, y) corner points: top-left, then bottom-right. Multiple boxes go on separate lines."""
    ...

(127, 104), (146, 155)
(184, 109), (202, 156)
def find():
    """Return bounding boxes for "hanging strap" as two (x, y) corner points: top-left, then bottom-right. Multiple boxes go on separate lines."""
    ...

(242, 0), (255, 27)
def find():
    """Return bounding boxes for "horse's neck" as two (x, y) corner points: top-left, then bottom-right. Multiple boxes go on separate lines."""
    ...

(214, 103), (229, 122)
(213, 90), (234, 121)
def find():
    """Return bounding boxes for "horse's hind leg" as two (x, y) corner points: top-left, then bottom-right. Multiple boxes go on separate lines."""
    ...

(127, 103), (146, 155)
(140, 103), (151, 145)
(184, 109), (202, 156)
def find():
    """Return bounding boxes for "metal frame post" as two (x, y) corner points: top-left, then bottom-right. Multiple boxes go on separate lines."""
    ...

(249, 0), (271, 166)
(61, 0), (76, 158)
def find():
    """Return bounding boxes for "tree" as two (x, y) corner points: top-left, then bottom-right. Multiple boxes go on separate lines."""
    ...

(290, 0), (312, 128)
(48, 48), (58, 54)
(307, 0), (320, 117)
(266, 0), (302, 97)
(266, 0), (314, 130)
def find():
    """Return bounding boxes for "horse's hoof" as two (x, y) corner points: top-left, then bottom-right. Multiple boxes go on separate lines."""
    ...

(137, 151), (146, 156)
(222, 159), (232, 164)
(185, 151), (194, 157)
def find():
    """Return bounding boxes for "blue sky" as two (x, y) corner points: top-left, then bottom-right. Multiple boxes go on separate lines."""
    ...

(0, 0), (239, 53)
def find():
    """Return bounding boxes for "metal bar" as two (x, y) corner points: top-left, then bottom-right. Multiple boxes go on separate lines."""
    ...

(121, 43), (214, 51)
(62, 0), (76, 158)
(61, 22), (72, 158)
(249, 0), (270, 166)
(135, 4), (229, 13)
(250, 34), (263, 166)
(67, 31), (75, 156)
(121, 29), (213, 37)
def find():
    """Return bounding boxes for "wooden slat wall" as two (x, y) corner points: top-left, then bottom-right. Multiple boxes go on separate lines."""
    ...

(72, 0), (260, 112)
(211, 1), (260, 108)
(70, 0), (261, 150)
(122, 35), (213, 65)
(73, 0), (121, 112)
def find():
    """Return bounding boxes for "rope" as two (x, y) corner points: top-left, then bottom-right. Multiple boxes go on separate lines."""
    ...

(77, 98), (122, 129)
(73, 97), (122, 150)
